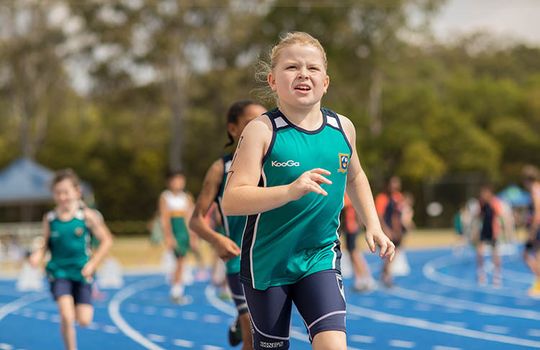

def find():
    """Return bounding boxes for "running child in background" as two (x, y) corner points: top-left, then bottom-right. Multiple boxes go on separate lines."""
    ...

(376, 176), (406, 287)
(190, 100), (266, 349)
(29, 169), (113, 350)
(222, 32), (394, 350)
(475, 185), (503, 287)
(341, 194), (376, 292)
(522, 165), (540, 297)
(159, 170), (195, 304)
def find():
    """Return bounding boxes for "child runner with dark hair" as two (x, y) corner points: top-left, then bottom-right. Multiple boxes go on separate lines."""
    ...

(222, 32), (394, 350)
(30, 169), (113, 350)
(475, 185), (503, 287)
(190, 100), (266, 349)
(159, 170), (195, 303)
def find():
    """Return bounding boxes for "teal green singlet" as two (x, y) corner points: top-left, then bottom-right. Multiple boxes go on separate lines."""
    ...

(240, 107), (352, 290)
(46, 209), (91, 282)
(216, 153), (247, 274)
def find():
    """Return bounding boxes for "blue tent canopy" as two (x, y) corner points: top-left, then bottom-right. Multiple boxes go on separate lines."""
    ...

(0, 158), (92, 205)
(497, 185), (531, 207)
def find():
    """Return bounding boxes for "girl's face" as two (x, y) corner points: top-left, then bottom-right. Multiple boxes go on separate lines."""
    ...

(168, 175), (186, 192)
(52, 179), (81, 210)
(228, 104), (267, 142)
(268, 44), (329, 109)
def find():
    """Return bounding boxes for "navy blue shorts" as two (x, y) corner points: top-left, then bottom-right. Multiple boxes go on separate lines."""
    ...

(242, 269), (346, 350)
(226, 273), (248, 316)
(50, 279), (92, 305)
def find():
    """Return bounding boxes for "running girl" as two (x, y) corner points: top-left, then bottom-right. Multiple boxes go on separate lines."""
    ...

(222, 32), (395, 350)
(30, 169), (113, 350)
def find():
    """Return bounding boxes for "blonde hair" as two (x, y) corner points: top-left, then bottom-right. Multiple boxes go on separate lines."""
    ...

(254, 32), (327, 102)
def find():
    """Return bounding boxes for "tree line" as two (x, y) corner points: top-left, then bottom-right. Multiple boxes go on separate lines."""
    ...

(1, 0), (539, 225)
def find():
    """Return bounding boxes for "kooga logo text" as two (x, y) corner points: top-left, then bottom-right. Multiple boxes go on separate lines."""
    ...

(271, 160), (300, 167)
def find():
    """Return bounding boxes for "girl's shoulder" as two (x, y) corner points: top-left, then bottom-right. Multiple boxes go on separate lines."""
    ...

(83, 207), (104, 223)
(239, 114), (273, 145)
(44, 210), (57, 223)
(160, 189), (172, 199)
(247, 114), (273, 133)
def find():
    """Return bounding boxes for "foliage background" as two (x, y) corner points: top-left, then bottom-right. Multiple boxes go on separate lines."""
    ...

(1, 0), (539, 226)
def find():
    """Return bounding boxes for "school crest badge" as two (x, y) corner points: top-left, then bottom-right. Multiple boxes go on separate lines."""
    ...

(75, 227), (84, 236)
(338, 153), (350, 173)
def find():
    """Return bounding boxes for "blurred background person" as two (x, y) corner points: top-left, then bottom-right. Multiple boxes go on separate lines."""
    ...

(190, 100), (265, 349)
(475, 185), (503, 287)
(341, 194), (376, 292)
(29, 169), (113, 350)
(159, 170), (195, 304)
(376, 176), (406, 287)
(522, 165), (540, 297)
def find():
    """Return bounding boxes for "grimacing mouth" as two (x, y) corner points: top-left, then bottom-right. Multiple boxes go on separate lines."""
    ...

(294, 83), (312, 91)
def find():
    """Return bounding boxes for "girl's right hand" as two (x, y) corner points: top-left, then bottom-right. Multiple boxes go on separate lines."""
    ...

(213, 235), (241, 261)
(288, 168), (332, 201)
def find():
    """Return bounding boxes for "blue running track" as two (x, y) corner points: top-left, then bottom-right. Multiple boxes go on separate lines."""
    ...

(1, 246), (539, 350)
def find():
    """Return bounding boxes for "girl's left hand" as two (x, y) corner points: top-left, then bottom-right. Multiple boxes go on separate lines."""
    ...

(365, 228), (395, 261)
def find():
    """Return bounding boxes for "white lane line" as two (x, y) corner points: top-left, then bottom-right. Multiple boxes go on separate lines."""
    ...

(202, 346), (224, 350)
(202, 314), (221, 323)
(389, 339), (415, 348)
(147, 334), (166, 342)
(389, 286), (540, 320)
(182, 311), (197, 320)
(102, 325), (119, 334)
(0, 294), (47, 321)
(348, 303), (540, 348)
(162, 308), (177, 318)
(35, 312), (48, 320)
(482, 325), (509, 334)
(16, 307), (123, 336)
(350, 335), (374, 343)
(108, 278), (166, 350)
(529, 329), (540, 337)
(0, 344), (13, 350)
(204, 285), (309, 343)
(444, 321), (467, 328)
(432, 346), (461, 350)
(423, 255), (525, 298)
(173, 339), (194, 348)
(143, 306), (157, 315)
